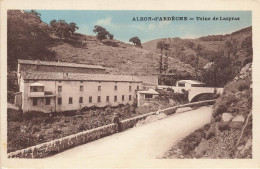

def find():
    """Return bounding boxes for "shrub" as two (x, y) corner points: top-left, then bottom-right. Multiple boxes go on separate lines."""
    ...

(238, 81), (250, 91)
(218, 122), (230, 131)
(213, 104), (227, 117)
(7, 108), (23, 122)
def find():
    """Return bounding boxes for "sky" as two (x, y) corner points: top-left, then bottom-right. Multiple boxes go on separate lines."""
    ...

(38, 10), (252, 43)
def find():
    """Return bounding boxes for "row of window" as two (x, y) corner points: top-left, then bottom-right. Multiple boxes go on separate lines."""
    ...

(57, 85), (139, 92)
(58, 95), (132, 105)
(32, 95), (133, 106)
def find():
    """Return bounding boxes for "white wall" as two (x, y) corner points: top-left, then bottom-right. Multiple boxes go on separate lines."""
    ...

(22, 80), (143, 113)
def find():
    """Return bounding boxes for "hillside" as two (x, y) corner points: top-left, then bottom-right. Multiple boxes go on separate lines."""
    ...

(143, 27), (252, 70)
(163, 63), (252, 159)
(7, 10), (195, 76)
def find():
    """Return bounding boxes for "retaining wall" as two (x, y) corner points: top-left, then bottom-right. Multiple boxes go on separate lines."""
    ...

(120, 111), (157, 131)
(8, 123), (118, 158)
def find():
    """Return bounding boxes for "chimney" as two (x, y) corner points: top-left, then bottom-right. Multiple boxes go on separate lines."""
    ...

(63, 72), (69, 79)
(36, 59), (40, 69)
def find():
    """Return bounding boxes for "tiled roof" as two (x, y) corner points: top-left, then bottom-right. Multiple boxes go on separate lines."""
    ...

(138, 89), (159, 95)
(177, 80), (205, 85)
(18, 59), (106, 70)
(22, 71), (143, 83)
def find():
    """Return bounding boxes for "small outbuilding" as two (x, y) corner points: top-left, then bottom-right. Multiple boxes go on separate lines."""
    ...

(176, 80), (206, 89)
(137, 89), (159, 106)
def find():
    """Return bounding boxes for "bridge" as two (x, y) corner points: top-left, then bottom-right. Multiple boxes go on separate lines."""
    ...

(158, 85), (224, 102)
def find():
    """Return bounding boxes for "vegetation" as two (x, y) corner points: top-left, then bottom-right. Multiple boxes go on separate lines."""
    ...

(50, 19), (79, 39)
(7, 10), (56, 69)
(7, 104), (138, 153)
(93, 25), (114, 41)
(129, 37), (142, 47)
(163, 63), (252, 159)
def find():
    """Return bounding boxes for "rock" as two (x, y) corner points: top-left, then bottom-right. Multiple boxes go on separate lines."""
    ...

(194, 139), (210, 158)
(229, 121), (242, 129)
(232, 115), (245, 123)
(176, 107), (192, 114)
(222, 113), (233, 122)
(142, 103), (149, 106)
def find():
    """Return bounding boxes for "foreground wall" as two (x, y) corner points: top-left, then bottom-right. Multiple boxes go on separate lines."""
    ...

(8, 124), (118, 158)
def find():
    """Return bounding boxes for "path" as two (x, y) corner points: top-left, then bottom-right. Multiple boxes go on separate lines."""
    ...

(50, 106), (213, 160)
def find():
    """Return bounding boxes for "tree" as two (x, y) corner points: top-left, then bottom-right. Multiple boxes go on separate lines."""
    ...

(129, 37), (142, 47)
(194, 44), (203, 80)
(157, 41), (169, 74)
(157, 41), (169, 85)
(29, 10), (41, 18)
(50, 20), (78, 39)
(69, 22), (79, 33)
(201, 57), (237, 87)
(108, 33), (114, 40)
(93, 25), (113, 41)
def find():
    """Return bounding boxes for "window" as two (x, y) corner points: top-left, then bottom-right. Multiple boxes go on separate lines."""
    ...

(106, 96), (109, 102)
(137, 85), (139, 90)
(69, 97), (73, 104)
(58, 86), (62, 92)
(33, 98), (37, 106)
(79, 97), (83, 103)
(145, 94), (153, 99)
(129, 95), (132, 101)
(58, 97), (62, 105)
(80, 86), (83, 91)
(114, 85), (117, 91)
(30, 86), (41, 92)
(98, 86), (101, 91)
(129, 85), (132, 91)
(89, 96), (92, 103)
(46, 98), (50, 105)
(122, 95), (125, 101)
(114, 96), (117, 102)
(178, 83), (185, 87)
(58, 81), (61, 83)
(98, 96), (101, 102)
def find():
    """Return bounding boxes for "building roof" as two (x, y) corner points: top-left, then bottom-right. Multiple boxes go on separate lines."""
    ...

(18, 59), (106, 70)
(138, 89), (159, 95)
(21, 71), (143, 83)
(29, 82), (45, 86)
(177, 80), (205, 85)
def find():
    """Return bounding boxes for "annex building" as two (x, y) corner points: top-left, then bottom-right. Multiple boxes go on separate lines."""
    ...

(15, 59), (144, 113)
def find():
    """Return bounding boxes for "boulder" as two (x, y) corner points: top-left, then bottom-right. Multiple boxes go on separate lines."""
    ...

(232, 115), (245, 123)
(222, 113), (233, 122)
(228, 121), (242, 129)
(194, 139), (210, 158)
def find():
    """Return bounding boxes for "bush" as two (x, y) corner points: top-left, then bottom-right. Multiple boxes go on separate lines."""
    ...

(238, 81), (250, 91)
(213, 104), (227, 117)
(218, 122), (230, 131)
(7, 91), (15, 103)
(7, 108), (23, 122)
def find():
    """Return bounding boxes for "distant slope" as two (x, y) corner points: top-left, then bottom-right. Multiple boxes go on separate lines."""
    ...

(49, 35), (195, 76)
(143, 27), (252, 69)
(7, 10), (195, 76)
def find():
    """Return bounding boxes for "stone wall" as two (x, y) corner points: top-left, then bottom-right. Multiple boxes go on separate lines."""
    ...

(8, 124), (118, 158)
(120, 111), (157, 131)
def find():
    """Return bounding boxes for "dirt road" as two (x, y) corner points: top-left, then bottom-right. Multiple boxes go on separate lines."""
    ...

(50, 106), (213, 160)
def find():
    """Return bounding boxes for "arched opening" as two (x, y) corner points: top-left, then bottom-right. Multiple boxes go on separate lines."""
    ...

(190, 93), (216, 102)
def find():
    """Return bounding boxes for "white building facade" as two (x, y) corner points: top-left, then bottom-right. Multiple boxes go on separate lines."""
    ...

(16, 71), (143, 113)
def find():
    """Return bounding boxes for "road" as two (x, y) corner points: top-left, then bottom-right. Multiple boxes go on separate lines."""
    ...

(50, 106), (213, 160)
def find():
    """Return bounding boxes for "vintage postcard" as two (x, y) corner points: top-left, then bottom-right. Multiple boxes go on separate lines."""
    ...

(1, 0), (260, 168)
